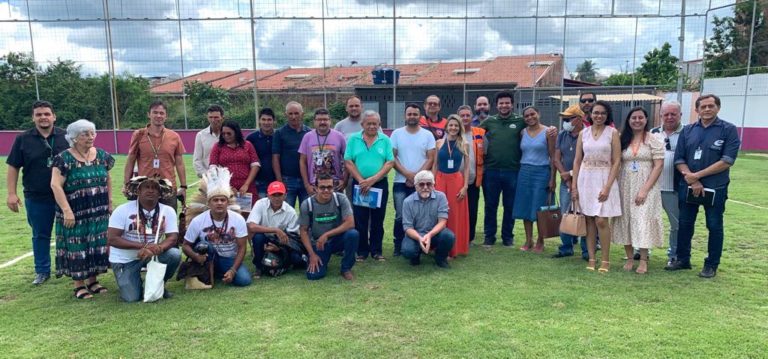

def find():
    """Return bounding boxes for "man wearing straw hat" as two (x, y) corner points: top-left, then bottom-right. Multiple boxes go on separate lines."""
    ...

(107, 175), (181, 302)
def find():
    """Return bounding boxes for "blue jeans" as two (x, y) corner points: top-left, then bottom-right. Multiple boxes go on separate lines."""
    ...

(25, 197), (56, 275)
(661, 191), (679, 260)
(392, 182), (416, 254)
(255, 180), (269, 199)
(307, 229), (359, 280)
(482, 169), (518, 245)
(213, 255), (252, 287)
(676, 184), (727, 269)
(283, 175), (308, 209)
(354, 178), (389, 258)
(557, 183), (586, 256)
(111, 248), (181, 303)
(467, 184), (481, 243)
(401, 228), (455, 264)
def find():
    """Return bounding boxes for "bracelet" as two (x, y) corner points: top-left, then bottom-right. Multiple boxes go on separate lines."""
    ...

(179, 185), (188, 189)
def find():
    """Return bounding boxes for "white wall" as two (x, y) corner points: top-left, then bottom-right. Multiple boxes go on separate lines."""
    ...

(701, 73), (768, 128)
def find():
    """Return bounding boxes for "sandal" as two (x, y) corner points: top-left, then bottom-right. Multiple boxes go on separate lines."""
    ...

(586, 259), (596, 271)
(623, 260), (635, 271)
(74, 286), (93, 299)
(636, 259), (648, 274)
(520, 245), (531, 252)
(86, 281), (108, 294)
(355, 255), (366, 262)
(598, 261), (610, 273)
(373, 255), (386, 262)
(532, 244), (544, 253)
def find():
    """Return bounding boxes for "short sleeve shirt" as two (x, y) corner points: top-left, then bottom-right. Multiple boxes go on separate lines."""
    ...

(674, 117), (740, 189)
(344, 132), (394, 179)
(184, 210), (248, 258)
(298, 129), (347, 183)
(246, 198), (300, 234)
(334, 117), (363, 138)
(272, 124), (310, 178)
(299, 194), (353, 242)
(556, 130), (579, 172)
(108, 201), (178, 264)
(6, 127), (69, 200)
(401, 190), (449, 236)
(390, 127), (436, 183)
(128, 127), (186, 187)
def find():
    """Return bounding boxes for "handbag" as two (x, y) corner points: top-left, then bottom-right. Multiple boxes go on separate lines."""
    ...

(560, 200), (587, 237)
(536, 193), (561, 239)
(143, 215), (166, 303)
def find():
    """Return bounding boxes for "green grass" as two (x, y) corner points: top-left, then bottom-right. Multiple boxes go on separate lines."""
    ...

(1, 154), (766, 358)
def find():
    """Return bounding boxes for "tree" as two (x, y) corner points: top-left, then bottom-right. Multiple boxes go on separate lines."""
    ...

(0, 52), (37, 130)
(636, 42), (679, 89)
(183, 81), (231, 129)
(704, 0), (768, 77)
(574, 60), (598, 83)
(602, 73), (636, 86)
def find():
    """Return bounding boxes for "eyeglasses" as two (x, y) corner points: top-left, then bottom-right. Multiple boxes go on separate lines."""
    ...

(580, 98), (595, 104)
(317, 185), (334, 191)
(664, 137), (671, 151)
(417, 182), (433, 188)
(591, 111), (607, 117)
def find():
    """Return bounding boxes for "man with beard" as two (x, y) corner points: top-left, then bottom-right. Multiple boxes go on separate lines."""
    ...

(579, 92), (596, 126)
(471, 96), (490, 126)
(6, 100), (69, 285)
(193, 104), (224, 178)
(334, 96), (364, 138)
(299, 108), (347, 197)
(401, 170), (454, 269)
(246, 108), (278, 198)
(419, 95), (447, 140)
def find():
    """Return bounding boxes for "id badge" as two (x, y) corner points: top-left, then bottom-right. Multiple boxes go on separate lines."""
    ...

(447, 159), (454, 169)
(46, 157), (53, 168)
(694, 148), (702, 160)
(153, 158), (160, 168)
(630, 161), (639, 172)
(145, 222), (154, 235)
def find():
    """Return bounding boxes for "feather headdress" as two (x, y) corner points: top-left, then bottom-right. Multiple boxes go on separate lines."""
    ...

(184, 166), (240, 223)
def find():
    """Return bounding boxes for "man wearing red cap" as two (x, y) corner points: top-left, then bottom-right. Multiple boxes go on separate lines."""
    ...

(246, 181), (304, 277)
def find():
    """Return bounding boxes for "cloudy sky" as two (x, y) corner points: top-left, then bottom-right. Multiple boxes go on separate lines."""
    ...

(0, 0), (740, 79)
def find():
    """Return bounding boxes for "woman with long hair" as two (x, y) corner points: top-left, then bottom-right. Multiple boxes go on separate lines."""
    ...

(513, 106), (556, 253)
(613, 107), (664, 274)
(571, 101), (622, 272)
(209, 121), (260, 206)
(432, 115), (470, 257)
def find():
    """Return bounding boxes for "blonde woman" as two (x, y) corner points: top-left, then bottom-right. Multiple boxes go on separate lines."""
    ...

(432, 115), (470, 257)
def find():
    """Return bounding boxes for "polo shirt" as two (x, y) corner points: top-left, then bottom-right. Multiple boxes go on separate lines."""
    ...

(673, 117), (740, 189)
(246, 198), (300, 234)
(246, 130), (276, 184)
(402, 190), (449, 236)
(272, 124), (310, 178)
(6, 127), (69, 200)
(478, 113), (525, 170)
(344, 131), (394, 179)
(556, 129), (579, 172)
(128, 126), (186, 187)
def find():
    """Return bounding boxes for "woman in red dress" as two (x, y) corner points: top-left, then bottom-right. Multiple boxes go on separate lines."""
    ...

(432, 115), (470, 258)
(209, 121), (260, 206)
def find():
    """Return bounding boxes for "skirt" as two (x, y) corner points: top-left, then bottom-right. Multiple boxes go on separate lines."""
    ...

(512, 164), (552, 222)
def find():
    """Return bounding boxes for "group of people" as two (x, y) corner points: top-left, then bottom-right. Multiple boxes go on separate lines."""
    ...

(5, 91), (739, 302)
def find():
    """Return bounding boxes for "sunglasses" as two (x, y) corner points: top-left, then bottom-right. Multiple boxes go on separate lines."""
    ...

(417, 182), (433, 188)
(580, 98), (595, 103)
(664, 137), (671, 151)
(562, 117), (579, 122)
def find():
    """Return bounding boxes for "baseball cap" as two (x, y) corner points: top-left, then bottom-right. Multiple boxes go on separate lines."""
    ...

(559, 104), (585, 119)
(267, 181), (287, 195)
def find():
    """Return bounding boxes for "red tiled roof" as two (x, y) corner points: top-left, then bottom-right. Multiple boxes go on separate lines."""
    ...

(150, 71), (239, 94)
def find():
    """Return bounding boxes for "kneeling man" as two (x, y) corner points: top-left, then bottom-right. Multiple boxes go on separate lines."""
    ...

(402, 170), (455, 268)
(108, 175), (181, 302)
(182, 167), (252, 286)
(299, 173), (359, 280)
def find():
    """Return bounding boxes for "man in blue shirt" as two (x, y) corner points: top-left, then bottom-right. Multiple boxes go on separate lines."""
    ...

(666, 94), (740, 278)
(272, 102), (311, 208)
(246, 108), (278, 198)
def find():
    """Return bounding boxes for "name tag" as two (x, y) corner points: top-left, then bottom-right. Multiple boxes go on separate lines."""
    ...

(694, 148), (702, 160)
(447, 159), (454, 169)
(629, 161), (639, 172)
(153, 158), (160, 168)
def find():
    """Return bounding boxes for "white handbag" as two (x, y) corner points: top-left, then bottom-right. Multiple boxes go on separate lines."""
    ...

(143, 215), (166, 303)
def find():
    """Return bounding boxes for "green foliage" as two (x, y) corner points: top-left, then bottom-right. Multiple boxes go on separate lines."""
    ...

(636, 42), (679, 89)
(602, 73), (638, 86)
(183, 81), (231, 129)
(574, 59), (598, 83)
(704, 0), (768, 78)
(328, 101), (347, 120)
(0, 52), (38, 130)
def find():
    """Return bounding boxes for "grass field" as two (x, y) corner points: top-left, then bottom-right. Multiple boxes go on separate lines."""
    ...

(0, 154), (766, 358)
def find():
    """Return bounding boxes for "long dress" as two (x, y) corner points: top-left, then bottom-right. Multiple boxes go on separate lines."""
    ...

(434, 139), (470, 257)
(576, 127), (622, 217)
(612, 133), (665, 249)
(53, 149), (114, 280)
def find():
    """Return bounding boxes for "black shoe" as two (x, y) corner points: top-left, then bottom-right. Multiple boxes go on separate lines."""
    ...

(393, 250), (402, 257)
(435, 260), (450, 269)
(552, 252), (573, 258)
(163, 289), (174, 299)
(664, 260), (692, 271)
(595, 243), (602, 251)
(502, 241), (514, 247)
(633, 252), (641, 260)
(32, 273), (50, 285)
(409, 257), (420, 266)
(698, 266), (717, 278)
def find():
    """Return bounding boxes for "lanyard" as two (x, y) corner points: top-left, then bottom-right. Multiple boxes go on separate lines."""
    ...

(137, 203), (161, 244)
(146, 130), (165, 159)
(446, 139), (456, 159)
(315, 131), (329, 153)
(209, 211), (229, 240)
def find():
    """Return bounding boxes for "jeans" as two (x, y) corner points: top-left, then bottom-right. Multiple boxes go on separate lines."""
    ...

(392, 182), (416, 254)
(255, 181), (269, 199)
(676, 184), (727, 269)
(283, 175), (308, 209)
(467, 184), (481, 243)
(251, 233), (306, 272)
(111, 248), (181, 303)
(661, 191), (679, 260)
(213, 255), (252, 287)
(482, 169), (518, 245)
(307, 229), (359, 280)
(557, 183), (586, 256)
(353, 178), (389, 258)
(401, 228), (455, 264)
(25, 197), (56, 275)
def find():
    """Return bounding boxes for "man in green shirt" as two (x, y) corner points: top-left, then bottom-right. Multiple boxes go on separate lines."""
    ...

(478, 91), (526, 247)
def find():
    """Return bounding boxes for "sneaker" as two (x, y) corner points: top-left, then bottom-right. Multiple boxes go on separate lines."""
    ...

(664, 260), (692, 271)
(435, 260), (451, 269)
(698, 266), (717, 278)
(502, 242), (514, 247)
(552, 252), (573, 258)
(341, 271), (355, 281)
(32, 273), (50, 285)
(163, 289), (174, 299)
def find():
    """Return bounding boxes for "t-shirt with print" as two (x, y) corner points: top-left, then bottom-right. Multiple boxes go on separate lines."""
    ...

(390, 127), (436, 183)
(108, 201), (178, 264)
(298, 193), (353, 242)
(298, 129), (346, 184)
(184, 210), (248, 258)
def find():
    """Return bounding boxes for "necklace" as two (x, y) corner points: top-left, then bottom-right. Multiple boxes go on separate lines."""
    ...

(73, 145), (92, 166)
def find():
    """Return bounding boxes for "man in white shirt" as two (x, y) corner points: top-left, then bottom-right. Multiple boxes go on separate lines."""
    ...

(651, 101), (684, 265)
(192, 105), (224, 177)
(247, 181), (305, 277)
(107, 176), (181, 302)
(389, 103), (436, 256)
